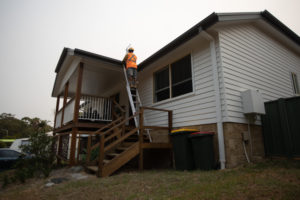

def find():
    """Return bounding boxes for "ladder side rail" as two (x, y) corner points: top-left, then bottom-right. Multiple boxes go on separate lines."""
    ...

(123, 65), (138, 127)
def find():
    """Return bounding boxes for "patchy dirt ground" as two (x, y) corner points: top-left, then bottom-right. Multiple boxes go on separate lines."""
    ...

(1, 160), (300, 200)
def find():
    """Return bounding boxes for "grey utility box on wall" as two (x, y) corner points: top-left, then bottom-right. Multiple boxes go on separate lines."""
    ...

(241, 89), (266, 115)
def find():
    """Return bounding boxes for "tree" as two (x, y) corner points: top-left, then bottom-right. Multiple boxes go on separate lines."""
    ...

(0, 113), (52, 139)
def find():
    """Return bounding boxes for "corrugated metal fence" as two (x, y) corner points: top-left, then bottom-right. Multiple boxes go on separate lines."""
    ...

(262, 96), (300, 158)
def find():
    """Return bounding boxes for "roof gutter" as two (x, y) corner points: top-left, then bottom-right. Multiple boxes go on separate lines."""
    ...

(138, 12), (219, 71)
(138, 10), (299, 71)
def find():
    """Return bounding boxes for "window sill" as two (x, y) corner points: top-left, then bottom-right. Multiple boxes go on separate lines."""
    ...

(152, 91), (196, 107)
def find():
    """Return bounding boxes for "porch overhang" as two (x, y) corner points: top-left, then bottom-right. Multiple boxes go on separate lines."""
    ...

(52, 48), (124, 98)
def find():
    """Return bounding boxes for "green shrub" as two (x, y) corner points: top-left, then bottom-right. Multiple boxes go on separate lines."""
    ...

(11, 131), (55, 184)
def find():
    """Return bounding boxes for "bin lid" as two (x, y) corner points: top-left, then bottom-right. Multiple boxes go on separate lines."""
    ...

(170, 129), (199, 136)
(171, 129), (198, 134)
(189, 132), (215, 138)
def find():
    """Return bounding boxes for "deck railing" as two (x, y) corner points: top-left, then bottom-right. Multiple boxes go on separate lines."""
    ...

(54, 96), (112, 129)
(78, 96), (112, 121)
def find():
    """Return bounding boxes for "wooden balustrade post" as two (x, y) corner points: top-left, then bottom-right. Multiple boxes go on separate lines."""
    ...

(97, 134), (105, 177)
(139, 107), (144, 170)
(86, 135), (92, 165)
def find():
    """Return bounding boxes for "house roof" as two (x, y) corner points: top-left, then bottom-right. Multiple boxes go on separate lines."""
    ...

(54, 10), (299, 74)
(138, 10), (300, 71)
(55, 48), (122, 73)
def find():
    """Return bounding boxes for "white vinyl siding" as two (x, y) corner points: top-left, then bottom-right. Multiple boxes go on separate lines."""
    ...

(219, 24), (300, 123)
(139, 43), (217, 127)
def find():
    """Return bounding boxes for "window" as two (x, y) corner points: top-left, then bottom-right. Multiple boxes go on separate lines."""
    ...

(154, 55), (193, 102)
(171, 55), (193, 98)
(154, 67), (170, 102)
(291, 72), (300, 95)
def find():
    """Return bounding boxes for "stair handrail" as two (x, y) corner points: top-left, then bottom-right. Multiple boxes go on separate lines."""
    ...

(99, 112), (139, 138)
(86, 112), (140, 165)
(96, 112), (140, 177)
(90, 116), (124, 136)
(112, 99), (126, 113)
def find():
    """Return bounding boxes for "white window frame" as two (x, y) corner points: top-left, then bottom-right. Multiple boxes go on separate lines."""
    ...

(153, 54), (194, 103)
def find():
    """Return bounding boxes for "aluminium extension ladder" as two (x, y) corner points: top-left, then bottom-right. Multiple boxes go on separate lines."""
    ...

(122, 66), (152, 142)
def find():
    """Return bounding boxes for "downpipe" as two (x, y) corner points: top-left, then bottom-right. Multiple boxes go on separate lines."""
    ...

(202, 31), (226, 169)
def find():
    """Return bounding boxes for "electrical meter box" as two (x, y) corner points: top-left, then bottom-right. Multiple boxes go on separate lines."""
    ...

(241, 89), (265, 115)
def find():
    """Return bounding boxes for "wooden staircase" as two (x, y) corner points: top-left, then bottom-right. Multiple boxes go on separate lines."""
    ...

(84, 112), (145, 177)
(86, 141), (139, 177)
(82, 97), (173, 177)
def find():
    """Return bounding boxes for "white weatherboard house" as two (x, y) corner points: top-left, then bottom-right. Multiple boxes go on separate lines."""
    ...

(52, 10), (300, 175)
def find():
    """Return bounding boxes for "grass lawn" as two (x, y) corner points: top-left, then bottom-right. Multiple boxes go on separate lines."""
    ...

(0, 160), (300, 200)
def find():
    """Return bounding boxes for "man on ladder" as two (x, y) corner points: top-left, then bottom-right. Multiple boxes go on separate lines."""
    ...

(123, 47), (138, 88)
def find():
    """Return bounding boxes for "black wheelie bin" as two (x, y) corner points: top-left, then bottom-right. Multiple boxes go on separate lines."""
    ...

(169, 129), (198, 170)
(189, 132), (215, 170)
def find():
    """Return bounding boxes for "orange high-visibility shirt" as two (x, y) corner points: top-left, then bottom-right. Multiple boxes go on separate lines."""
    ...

(125, 53), (137, 69)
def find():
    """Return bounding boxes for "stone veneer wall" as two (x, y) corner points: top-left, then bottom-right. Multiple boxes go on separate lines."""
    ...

(149, 122), (265, 168)
(150, 122), (266, 169)
(223, 122), (265, 168)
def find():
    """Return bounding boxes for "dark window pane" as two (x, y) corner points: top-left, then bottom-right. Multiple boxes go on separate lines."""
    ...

(171, 55), (191, 85)
(154, 66), (170, 102)
(172, 80), (193, 98)
(171, 55), (193, 97)
(156, 88), (170, 102)
(155, 67), (169, 90)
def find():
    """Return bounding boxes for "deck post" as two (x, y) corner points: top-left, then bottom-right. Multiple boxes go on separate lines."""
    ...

(57, 135), (62, 165)
(61, 82), (69, 127)
(139, 107), (144, 170)
(97, 134), (105, 177)
(53, 95), (60, 133)
(168, 110), (174, 168)
(58, 83), (69, 165)
(70, 62), (84, 165)
(86, 135), (92, 165)
(76, 134), (81, 163)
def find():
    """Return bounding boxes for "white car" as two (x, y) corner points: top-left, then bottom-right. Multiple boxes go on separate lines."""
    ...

(10, 138), (30, 153)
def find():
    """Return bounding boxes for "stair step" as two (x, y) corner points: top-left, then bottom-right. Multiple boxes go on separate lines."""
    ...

(116, 146), (129, 151)
(106, 153), (120, 157)
(87, 166), (98, 172)
(103, 159), (110, 164)
(122, 142), (135, 147)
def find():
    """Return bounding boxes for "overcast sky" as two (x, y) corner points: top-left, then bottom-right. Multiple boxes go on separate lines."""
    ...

(0, 0), (299, 124)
